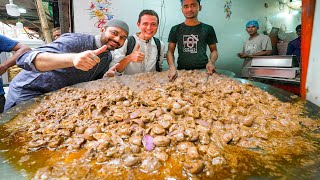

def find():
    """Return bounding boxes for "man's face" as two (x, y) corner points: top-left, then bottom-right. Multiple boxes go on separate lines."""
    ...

(137, 14), (158, 40)
(181, 0), (201, 19)
(296, 29), (301, 38)
(101, 27), (128, 50)
(246, 25), (258, 36)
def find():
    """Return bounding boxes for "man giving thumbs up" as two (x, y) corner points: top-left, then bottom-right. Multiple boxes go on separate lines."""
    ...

(5, 19), (129, 111)
(109, 10), (165, 76)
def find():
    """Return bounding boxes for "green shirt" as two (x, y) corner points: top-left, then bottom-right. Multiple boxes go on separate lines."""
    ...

(168, 22), (218, 70)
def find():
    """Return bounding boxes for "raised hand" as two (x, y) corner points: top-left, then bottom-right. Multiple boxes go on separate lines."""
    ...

(128, 44), (145, 62)
(168, 66), (178, 82)
(73, 45), (107, 71)
(103, 63), (120, 78)
(206, 61), (216, 75)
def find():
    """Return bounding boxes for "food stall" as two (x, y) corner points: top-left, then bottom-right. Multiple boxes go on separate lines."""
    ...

(0, 0), (319, 179)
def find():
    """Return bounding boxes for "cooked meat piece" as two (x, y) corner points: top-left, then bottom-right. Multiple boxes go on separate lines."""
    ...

(153, 136), (171, 147)
(2, 70), (316, 179)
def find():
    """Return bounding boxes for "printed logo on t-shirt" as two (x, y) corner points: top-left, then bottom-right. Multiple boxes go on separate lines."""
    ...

(183, 34), (198, 53)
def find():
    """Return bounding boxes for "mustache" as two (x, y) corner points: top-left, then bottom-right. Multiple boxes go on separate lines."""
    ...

(106, 40), (121, 50)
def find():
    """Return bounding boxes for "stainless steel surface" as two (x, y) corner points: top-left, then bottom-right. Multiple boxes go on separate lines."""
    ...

(252, 76), (300, 84)
(251, 55), (298, 67)
(248, 67), (299, 79)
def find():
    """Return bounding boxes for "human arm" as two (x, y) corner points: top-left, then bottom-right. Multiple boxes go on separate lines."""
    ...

(33, 45), (108, 72)
(206, 44), (218, 75)
(166, 42), (178, 81)
(114, 44), (144, 73)
(0, 43), (31, 75)
(103, 63), (120, 77)
(238, 50), (272, 59)
(238, 35), (272, 58)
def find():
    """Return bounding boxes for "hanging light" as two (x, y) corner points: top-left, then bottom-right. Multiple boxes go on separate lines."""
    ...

(6, 0), (20, 17)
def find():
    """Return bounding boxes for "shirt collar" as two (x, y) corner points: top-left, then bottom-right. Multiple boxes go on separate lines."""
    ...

(134, 33), (152, 43)
(95, 35), (102, 48)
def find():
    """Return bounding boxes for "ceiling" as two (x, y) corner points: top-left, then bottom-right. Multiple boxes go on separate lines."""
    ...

(0, 0), (54, 32)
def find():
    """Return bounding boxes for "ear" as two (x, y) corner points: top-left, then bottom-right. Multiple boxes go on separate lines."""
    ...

(199, 5), (202, 11)
(137, 22), (140, 27)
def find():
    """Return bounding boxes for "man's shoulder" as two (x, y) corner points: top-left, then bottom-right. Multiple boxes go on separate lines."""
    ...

(56, 33), (95, 46)
(290, 37), (300, 43)
(171, 23), (184, 30)
(258, 34), (271, 40)
(60, 33), (94, 38)
(200, 22), (213, 28)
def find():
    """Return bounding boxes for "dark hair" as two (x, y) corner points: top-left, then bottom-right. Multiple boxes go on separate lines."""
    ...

(52, 27), (60, 32)
(181, 0), (201, 5)
(138, 10), (159, 25)
(296, 25), (301, 32)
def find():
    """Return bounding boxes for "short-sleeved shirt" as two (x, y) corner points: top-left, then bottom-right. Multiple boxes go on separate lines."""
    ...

(0, 35), (19, 95)
(241, 34), (272, 77)
(168, 22), (218, 70)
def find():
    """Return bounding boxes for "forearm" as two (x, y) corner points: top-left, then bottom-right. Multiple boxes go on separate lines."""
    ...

(115, 57), (132, 73)
(166, 51), (176, 69)
(33, 53), (74, 71)
(209, 50), (218, 64)
(250, 50), (272, 57)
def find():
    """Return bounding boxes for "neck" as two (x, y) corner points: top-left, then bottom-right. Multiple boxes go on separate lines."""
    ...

(184, 18), (200, 26)
(137, 32), (152, 41)
(249, 33), (259, 39)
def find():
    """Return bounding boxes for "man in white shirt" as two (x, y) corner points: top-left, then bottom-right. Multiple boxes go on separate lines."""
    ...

(237, 20), (272, 77)
(108, 10), (165, 75)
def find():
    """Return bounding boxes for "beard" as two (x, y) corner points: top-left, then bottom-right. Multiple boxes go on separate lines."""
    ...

(106, 39), (121, 50)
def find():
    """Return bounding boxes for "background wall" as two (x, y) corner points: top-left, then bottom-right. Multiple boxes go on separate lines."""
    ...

(306, 1), (320, 106)
(73, 0), (301, 75)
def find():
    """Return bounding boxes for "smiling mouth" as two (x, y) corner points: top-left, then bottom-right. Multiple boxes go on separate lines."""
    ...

(109, 41), (119, 47)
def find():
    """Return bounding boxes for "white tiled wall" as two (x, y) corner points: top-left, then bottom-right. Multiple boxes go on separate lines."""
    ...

(306, 2), (320, 107)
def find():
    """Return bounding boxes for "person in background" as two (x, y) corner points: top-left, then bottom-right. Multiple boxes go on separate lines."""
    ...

(4, 19), (129, 111)
(0, 35), (31, 113)
(108, 10), (165, 76)
(237, 20), (272, 77)
(167, 0), (218, 81)
(286, 24), (301, 64)
(52, 27), (61, 40)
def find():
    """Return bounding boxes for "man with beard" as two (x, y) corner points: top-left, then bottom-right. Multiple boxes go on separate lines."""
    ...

(237, 20), (272, 77)
(108, 10), (165, 75)
(4, 19), (129, 110)
(167, 0), (218, 81)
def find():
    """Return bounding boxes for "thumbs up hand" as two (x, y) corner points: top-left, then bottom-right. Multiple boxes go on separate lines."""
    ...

(72, 45), (107, 71)
(103, 63), (120, 78)
(127, 44), (145, 62)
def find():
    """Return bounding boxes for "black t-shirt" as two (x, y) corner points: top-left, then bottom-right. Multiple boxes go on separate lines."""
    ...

(168, 22), (218, 70)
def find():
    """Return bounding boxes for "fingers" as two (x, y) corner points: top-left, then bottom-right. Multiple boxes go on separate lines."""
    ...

(93, 45), (108, 56)
(74, 57), (97, 71)
(168, 70), (178, 82)
(169, 73), (178, 82)
(103, 63), (120, 78)
(109, 63), (120, 71)
(134, 44), (140, 52)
